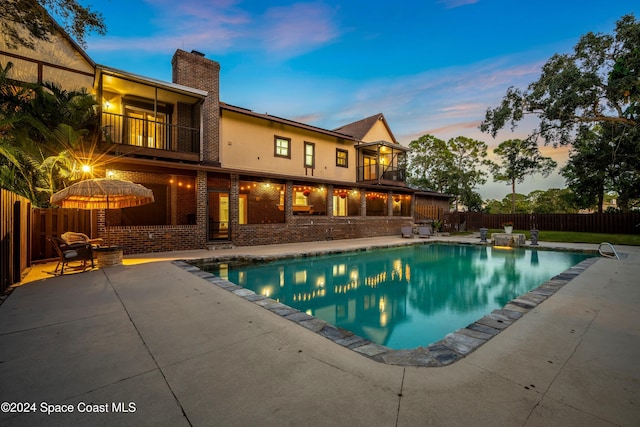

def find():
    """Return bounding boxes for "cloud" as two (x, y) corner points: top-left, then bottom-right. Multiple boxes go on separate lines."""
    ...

(260, 3), (341, 54)
(438, 0), (479, 8)
(318, 56), (543, 143)
(89, 1), (341, 58)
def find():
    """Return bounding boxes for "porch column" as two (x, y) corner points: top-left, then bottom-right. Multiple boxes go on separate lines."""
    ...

(326, 185), (334, 217)
(387, 191), (393, 216)
(196, 170), (207, 246)
(360, 190), (367, 217)
(410, 194), (416, 220)
(170, 174), (177, 225)
(285, 180), (293, 222)
(229, 174), (239, 237)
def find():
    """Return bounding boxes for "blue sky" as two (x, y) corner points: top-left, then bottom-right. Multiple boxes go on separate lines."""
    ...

(84, 0), (639, 200)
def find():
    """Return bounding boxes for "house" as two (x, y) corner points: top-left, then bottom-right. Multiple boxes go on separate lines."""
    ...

(1, 13), (451, 254)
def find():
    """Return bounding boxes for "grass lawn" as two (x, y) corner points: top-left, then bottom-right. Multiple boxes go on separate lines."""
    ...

(485, 229), (640, 246)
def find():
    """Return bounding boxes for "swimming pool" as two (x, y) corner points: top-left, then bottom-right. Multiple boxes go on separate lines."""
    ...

(194, 243), (593, 350)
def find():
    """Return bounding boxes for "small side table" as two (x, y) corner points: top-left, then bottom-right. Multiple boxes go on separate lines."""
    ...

(93, 246), (123, 267)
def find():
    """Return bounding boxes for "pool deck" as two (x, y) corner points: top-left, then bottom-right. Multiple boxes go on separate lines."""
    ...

(1, 236), (639, 426)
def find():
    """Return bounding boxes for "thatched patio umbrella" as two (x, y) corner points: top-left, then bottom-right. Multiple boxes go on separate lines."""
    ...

(50, 178), (155, 244)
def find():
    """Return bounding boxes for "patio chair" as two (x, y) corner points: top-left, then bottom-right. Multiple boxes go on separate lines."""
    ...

(61, 231), (103, 247)
(401, 226), (413, 238)
(418, 225), (433, 238)
(47, 235), (95, 275)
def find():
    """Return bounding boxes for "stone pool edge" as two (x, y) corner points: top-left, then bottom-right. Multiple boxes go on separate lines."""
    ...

(173, 244), (600, 367)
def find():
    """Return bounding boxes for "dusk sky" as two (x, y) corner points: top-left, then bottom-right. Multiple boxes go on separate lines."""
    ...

(83, 1), (640, 200)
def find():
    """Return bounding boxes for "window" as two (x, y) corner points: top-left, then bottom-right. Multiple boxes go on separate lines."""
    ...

(274, 136), (291, 158)
(125, 108), (167, 149)
(336, 149), (348, 167)
(304, 142), (315, 168)
(123, 97), (172, 150)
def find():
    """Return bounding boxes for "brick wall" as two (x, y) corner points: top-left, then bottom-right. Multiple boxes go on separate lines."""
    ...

(171, 49), (220, 164)
(105, 225), (202, 254)
(104, 170), (197, 226)
(231, 217), (412, 246)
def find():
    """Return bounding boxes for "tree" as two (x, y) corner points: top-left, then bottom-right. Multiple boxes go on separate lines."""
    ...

(562, 124), (640, 212)
(561, 126), (610, 212)
(528, 188), (578, 213)
(1, 63), (100, 205)
(481, 14), (639, 147)
(445, 136), (491, 211)
(490, 139), (557, 214)
(406, 134), (450, 193)
(0, 0), (106, 49)
(407, 134), (490, 211)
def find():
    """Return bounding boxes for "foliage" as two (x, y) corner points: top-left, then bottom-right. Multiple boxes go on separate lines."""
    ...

(562, 124), (640, 212)
(481, 14), (640, 213)
(407, 134), (490, 211)
(527, 188), (578, 213)
(0, 62), (100, 206)
(481, 14), (640, 146)
(0, 0), (106, 49)
(484, 188), (579, 214)
(483, 193), (530, 214)
(490, 139), (557, 213)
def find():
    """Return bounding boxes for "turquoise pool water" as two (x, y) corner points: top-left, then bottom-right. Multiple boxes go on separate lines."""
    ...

(207, 244), (592, 349)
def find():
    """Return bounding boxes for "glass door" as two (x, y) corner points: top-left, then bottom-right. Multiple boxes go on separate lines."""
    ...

(208, 191), (229, 240)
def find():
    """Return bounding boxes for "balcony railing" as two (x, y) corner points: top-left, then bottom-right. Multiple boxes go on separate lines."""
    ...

(357, 165), (406, 183)
(101, 112), (200, 154)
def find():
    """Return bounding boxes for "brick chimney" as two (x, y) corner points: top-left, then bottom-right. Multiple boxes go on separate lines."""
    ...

(171, 49), (220, 164)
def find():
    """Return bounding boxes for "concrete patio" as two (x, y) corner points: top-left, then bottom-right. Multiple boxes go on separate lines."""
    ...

(1, 236), (638, 426)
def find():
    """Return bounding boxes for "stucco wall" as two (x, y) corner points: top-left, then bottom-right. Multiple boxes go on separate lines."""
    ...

(221, 110), (357, 182)
(362, 118), (394, 142)
(0, 25), (94, 90)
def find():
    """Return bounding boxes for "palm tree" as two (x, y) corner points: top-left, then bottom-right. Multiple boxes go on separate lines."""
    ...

(1, 62), (99, 206)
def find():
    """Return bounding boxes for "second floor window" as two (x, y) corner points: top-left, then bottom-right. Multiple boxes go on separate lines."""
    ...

(336, 149), (348, 167)
(304, 142), (315, 168)
(274, 136), (291, 158)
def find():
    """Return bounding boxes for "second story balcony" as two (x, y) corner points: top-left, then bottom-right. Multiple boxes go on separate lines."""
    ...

(96, 65), (206, 162)
(102, 111), (200, 157)
(356, 140), (408, 186)
(357, 164), (406, 183)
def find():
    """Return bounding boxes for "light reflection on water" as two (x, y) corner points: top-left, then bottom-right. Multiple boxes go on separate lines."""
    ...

(204, 244), (592, 350)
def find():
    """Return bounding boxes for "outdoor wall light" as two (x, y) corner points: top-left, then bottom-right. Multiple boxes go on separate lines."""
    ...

(81, 164), (92, 173)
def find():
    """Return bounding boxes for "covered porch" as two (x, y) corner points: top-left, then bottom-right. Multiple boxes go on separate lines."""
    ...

(95, 65), (206, 162)
(356, 140), (408, 186)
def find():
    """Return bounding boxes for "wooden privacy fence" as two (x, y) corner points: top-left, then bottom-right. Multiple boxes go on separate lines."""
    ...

(444, 212), (640, 234)
(31, 208), (96, 261)
(415, 205), (445, 222)
(1, 189), (31, 293)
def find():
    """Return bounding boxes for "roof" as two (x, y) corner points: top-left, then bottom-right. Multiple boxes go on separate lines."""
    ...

(333, 113), (399, 144)
(406, 184), (455, 199)
(356, 140), (410, 152)
(96, 65), (208, 98)
(221, 103), (357, 141)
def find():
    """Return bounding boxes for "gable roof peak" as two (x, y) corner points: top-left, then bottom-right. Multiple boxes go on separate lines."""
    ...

(333, 113), (397, 144)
